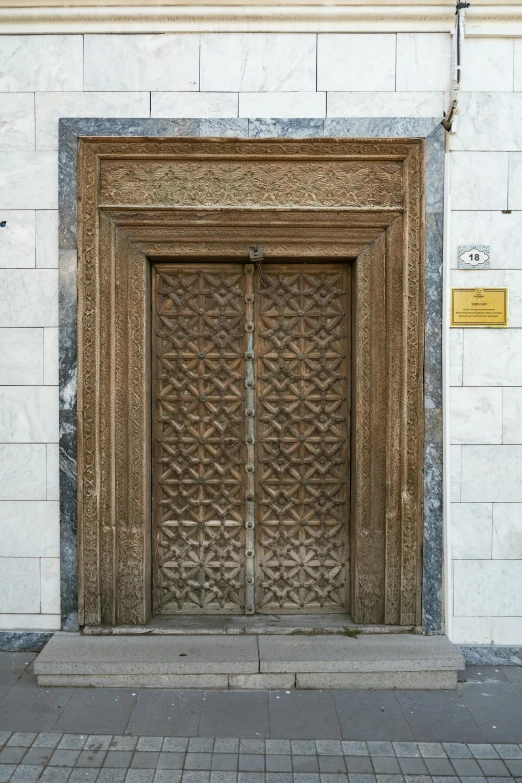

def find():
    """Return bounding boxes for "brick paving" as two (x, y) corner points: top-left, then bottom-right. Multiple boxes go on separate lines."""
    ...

(2, 733), (522, 783)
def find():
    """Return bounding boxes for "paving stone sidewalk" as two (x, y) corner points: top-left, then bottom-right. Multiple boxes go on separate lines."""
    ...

(2, 732), (522, 783)
(1, 653), (522, 781)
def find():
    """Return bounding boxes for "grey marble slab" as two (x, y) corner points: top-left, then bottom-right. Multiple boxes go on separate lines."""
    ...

(458, 646), (522, 666)
(324, 117), (439, 139)
(0, 634), (51, 653)
(248, 118), (324, 137)
(425, 126), (445, 214)
(60, 407), (78, 631)
(424, 212), (444, 411)
(201, 118), (249, 137)
(423, 407), (443, 633)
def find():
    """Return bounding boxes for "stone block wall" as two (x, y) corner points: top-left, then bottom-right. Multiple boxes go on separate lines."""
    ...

(449, 52), (522, 642)
(0, 31), (521, 644)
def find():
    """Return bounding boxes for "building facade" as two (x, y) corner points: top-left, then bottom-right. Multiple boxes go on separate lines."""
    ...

(0, 0), (522, 657)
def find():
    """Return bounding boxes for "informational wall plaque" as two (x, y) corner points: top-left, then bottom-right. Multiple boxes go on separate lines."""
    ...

(450, 287), (508, 327)
(458, 244), (490, 270)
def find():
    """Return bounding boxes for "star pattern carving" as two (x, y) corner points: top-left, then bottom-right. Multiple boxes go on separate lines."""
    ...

(153, 267), (246, 613)
(256, 269), (349, 612)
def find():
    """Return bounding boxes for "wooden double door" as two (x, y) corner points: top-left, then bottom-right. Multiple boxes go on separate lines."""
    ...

(152, 261), (351, 615)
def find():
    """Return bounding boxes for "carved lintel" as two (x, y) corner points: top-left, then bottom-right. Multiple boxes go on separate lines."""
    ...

(99, 159), (404, 210)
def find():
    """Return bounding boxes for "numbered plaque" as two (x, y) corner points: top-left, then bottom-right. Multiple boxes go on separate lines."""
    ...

(450, 288), (508, 327)
(458, 244), (490, 270)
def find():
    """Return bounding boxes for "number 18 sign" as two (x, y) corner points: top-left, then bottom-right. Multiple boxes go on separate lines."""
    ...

(458, 244), (490, 270)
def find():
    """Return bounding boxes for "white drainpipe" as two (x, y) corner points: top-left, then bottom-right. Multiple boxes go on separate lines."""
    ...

(442, 1), (470, 135)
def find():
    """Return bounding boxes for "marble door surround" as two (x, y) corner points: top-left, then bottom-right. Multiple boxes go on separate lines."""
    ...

(58, 118), (444, 633)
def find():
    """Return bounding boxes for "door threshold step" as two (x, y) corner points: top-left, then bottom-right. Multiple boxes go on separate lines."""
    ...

(35, 633), (464, 689)
(83, 614), (415, 636)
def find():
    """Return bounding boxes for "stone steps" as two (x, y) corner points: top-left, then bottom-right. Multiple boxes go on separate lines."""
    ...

(34, 633), (464, 689)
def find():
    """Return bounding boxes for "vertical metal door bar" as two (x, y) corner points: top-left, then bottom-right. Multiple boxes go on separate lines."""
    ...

(244, 263), (256, 614)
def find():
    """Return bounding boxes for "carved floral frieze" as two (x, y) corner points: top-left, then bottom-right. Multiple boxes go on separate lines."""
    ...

(100, 159), (403, 209)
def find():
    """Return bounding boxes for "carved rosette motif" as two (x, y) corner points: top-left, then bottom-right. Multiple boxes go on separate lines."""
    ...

(77, 136), (425, 627)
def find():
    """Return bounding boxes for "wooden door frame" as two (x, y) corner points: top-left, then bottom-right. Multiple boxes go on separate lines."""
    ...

(76, 135), (426, 628)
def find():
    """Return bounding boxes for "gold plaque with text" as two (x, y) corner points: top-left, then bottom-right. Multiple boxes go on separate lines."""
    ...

(450, 288), (508, 327)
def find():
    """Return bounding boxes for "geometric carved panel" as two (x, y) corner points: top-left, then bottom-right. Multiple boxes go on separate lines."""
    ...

(152, 262), (350, 615)
(255, 265), (350, 612)
(152, 265), (246, 613)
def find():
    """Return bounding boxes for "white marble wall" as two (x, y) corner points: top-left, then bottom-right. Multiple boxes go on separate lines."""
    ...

(448, 36), (522, 645)
(0, 31), (521, 644)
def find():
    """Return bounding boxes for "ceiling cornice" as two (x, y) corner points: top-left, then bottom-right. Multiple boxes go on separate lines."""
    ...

(0, 3), (521, 34)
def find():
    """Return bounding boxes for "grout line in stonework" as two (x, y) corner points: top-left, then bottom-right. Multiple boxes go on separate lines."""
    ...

(1, 442), (58, 445)
(458, 444), (462, 503)
(198, 34), (202, 94)
(394, 33), (397, 91)
(123, 691), (139, 736)
(315, 33), (318, 92)
(452, 209), (522, 214)
(491, 501), (495, 559)
(451, 558), (455, 618)
(500, 386), (502, 446)
(394, 684), (420, 740)
(33, 208), (37, 269)
(0, 670), (24, 706)
(82, 34), (85, 92)
(32, 92), (36, 153)
(507, 155), (510, 212)
(0, 267), (51, 271)
(330, 683), (344, 736)
(49, 685), (75, 731)
(460, 328), (464, 387)
(195, 687), (207, 736)
(460, 329), (465, 388)
(451, 326), (522, 329)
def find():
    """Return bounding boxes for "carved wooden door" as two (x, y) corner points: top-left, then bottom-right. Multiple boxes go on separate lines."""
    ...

(152, 262), (350, 615)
